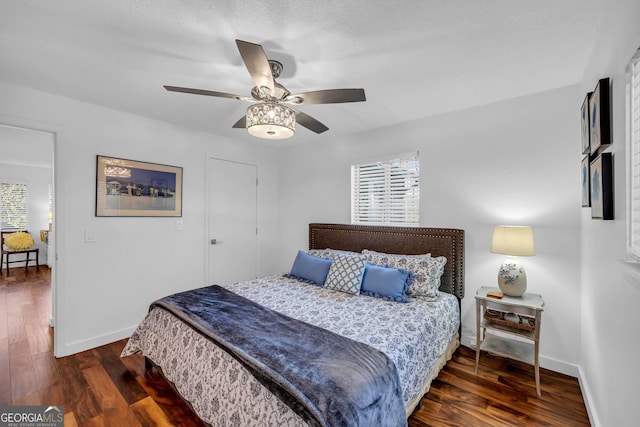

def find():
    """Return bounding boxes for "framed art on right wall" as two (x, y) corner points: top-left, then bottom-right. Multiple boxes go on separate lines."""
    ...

(581, 155), (591, 207)
(589, 77), (611, 154)
(581, 92), (592, 155)
(590, 152), (613, 220)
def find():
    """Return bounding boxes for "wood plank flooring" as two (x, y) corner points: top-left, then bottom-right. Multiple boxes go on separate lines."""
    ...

(1, 267), (591, 426)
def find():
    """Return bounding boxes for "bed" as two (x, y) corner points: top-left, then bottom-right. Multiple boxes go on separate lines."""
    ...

(122, 223), (465, 426)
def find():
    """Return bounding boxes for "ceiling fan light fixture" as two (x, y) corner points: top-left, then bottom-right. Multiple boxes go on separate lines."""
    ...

(246, 103), (295, 140)
(165, 40), (366, 136)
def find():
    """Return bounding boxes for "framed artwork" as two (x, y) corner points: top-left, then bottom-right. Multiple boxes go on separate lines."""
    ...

(589, 77), (611, 154)
(590, 152), (613, 220)
(581, 92), (592, 154)
(581, 155), (590, 207)
(96, 155), (183, 217)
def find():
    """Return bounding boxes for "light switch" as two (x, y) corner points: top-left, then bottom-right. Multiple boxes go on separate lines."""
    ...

(176, 219), (183, 231)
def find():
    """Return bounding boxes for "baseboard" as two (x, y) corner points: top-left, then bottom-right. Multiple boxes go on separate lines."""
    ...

(55, 325), (136, 358)
(577, 365), (600, 427)
(462, 332), (581, 378)
(538, 354), (580, 377)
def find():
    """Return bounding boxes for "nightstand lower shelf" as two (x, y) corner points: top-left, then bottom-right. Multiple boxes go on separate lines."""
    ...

(479, 333), (535, 365)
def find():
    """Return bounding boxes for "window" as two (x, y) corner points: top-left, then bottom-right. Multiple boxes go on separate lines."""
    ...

(351, 153), (420, 225)
(0, 182), (28, 231)
(627, 47), (640, 260)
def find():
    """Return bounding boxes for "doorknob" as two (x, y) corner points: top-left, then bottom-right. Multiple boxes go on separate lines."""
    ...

(210, 239), (217, 245)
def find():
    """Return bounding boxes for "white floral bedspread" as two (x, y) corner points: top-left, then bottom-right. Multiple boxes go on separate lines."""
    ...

(123, 274), (459, 426)
(222, 274), (459, 404)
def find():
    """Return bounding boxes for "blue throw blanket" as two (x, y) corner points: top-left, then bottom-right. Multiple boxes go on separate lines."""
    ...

(152, 285), (407, 427)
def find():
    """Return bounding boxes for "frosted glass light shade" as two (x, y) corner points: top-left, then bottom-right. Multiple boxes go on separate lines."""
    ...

(490, 225), (535, 256)
(246, 103), (295, 140)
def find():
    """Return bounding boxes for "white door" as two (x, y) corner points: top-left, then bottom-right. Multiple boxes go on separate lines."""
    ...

(207, 158), (257, 285)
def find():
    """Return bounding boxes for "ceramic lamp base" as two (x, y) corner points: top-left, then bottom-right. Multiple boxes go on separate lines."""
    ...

(497, 256), (527, 297)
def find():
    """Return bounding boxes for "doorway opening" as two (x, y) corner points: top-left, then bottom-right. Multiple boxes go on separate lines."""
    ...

(0, 123), (56, 351)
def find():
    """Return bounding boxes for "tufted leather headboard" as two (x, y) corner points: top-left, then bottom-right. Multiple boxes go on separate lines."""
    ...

(309, 223), (464, 300)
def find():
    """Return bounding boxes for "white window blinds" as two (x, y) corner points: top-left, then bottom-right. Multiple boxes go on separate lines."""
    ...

(627, 48), (640, 260)
(351, 153), (420, 225)
(0, 182), (28, 231)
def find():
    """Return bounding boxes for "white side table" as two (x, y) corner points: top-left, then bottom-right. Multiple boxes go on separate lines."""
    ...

(475, 286), (545, 396)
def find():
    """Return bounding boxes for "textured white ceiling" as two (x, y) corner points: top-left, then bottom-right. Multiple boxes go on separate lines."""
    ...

(0, 0), (605, 145)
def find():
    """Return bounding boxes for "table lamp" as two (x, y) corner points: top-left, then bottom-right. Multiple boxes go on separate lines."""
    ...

(490, 225), (535, 297)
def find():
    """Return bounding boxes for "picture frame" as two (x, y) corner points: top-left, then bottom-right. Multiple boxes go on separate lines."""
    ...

(589, 77), (611, 154)
(96, 155), (183, 217)
(590, 152), (613, 220)
(581, 155), (591, 207)
(580, 92), (592, 154)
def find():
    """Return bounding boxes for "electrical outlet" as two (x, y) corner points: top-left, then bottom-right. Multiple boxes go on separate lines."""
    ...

(84, 230), (96, 243)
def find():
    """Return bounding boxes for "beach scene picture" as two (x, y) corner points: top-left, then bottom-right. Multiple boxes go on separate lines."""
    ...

(96, 156), (182, 216)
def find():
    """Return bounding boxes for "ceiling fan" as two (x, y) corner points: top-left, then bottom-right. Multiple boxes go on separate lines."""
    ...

(164, 39), (366, 140)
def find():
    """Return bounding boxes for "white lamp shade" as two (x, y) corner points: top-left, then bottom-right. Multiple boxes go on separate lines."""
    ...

(490, 225), (535, 256)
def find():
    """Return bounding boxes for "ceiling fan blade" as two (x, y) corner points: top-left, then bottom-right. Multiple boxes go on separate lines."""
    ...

(232, 115), (246, 129)
(164, 86), (253, 101)
(294, 110), (329, 134)
(285, 88), (366, 105)
(235, 39), (275, 97)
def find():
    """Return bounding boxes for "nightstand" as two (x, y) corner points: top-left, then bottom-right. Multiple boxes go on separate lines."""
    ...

(475, 286), (545, 396)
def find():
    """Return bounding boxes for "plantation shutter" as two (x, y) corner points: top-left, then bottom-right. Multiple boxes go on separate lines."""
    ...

(628, 48), (640, 260)
(0, 182), (28, 231)
(351, 153), (419, 225)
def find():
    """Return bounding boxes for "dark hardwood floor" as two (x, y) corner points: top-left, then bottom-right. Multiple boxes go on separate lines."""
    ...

(1, 266), (591, 426)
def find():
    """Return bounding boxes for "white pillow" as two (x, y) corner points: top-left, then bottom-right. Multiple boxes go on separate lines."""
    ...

(362, 249), (446, 300)
(308, 248), (361, 259)
(361, 249), (431, 258)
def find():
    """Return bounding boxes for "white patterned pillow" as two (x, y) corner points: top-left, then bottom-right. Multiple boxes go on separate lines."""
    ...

(362, 249), (447, 300)
(323, 253), (367, 295)
(308, 248), (361, 259)
(361, 249), (431, 258)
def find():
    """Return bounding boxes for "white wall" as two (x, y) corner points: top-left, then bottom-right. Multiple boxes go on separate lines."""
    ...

(277, 84), (583, 374)
(0, 81), (280, 357)
(579, 1), (640, 426)
(0, 162), (51, 264)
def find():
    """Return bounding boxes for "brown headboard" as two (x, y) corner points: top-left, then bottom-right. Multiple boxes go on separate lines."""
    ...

(309, 223), (464, 300)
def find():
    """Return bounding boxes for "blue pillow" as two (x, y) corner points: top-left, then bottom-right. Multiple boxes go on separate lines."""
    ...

(360, 264), (414, 303)
(288, 250), (332, 285)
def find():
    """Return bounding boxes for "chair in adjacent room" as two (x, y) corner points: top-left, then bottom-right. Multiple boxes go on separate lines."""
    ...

(1, 230), (39, 275)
